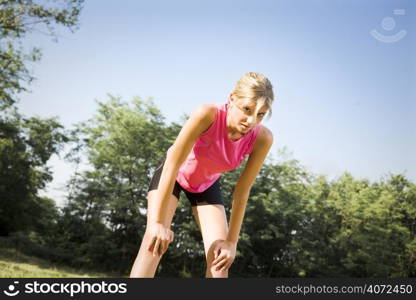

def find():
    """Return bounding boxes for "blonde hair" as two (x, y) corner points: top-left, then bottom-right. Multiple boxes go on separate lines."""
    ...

(232, 72), (274, 119)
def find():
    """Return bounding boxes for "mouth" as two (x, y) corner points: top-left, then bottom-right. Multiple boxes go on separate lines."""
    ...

(240, 124), (250, 131)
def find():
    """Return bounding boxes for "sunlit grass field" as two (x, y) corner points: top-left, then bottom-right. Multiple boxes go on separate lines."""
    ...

(0, 246), (117, 278)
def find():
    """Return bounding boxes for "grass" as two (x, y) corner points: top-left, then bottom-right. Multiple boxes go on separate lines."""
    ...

(0, 246), (120, 278)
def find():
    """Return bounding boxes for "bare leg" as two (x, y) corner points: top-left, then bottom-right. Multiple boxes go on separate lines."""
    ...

(129, 190), (179, 278)
(192, 204), (229, 278)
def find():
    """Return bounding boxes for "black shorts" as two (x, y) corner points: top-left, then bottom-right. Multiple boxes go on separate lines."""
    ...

(147, 156), (223, 206)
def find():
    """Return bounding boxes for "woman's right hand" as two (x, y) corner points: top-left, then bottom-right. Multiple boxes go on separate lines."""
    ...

(146, 222), (174, 257)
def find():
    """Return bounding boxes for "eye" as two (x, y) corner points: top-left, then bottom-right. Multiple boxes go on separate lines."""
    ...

(258, 113), (265, 118)
(243, 107), (251, 112)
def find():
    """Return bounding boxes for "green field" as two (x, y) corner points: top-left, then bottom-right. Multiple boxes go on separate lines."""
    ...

(0, 246), (119, 278)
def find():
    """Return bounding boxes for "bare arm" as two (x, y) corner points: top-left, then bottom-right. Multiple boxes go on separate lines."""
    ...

(227, 126), (274, 243)
(154, 104), (216, 223)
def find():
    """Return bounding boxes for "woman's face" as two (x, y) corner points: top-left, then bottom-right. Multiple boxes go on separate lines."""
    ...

(228, 94), (269, 134)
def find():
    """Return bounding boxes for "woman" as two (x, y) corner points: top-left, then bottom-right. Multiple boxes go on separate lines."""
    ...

(129, 72), (274, 278)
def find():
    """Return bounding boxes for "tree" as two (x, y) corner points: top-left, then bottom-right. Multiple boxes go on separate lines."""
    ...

(0, 0), (84, 109)
(0, 108), (68, 235)
(0, 0), (83, 238)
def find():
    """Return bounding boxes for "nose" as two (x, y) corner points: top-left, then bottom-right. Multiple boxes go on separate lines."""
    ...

(246, 115), (256, 126)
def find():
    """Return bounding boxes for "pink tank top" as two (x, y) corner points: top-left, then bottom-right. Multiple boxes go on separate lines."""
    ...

(167, 102), (261, 193)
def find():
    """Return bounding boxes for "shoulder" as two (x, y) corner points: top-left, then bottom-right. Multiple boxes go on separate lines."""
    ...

(252, 125), (273, 153)
(188, 103), (217, 134)
(194, 103), (217, 122)
(191, 103), (217, 125)
(170, 104), (218, 152)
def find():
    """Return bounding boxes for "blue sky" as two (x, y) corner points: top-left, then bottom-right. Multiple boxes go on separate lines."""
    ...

(17, 0), (415, 205)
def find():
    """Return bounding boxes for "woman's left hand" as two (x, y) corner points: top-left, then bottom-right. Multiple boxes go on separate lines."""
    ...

(212, 240), (237, 272)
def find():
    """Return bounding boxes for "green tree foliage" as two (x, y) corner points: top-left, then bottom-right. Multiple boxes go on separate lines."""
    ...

(251, 170), (416, 278)
(0, 0), (83, 109)
(0, 107), (68, 235)
(0, 0), (82, 241)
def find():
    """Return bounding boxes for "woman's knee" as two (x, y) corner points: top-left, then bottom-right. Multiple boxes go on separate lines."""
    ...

(205, 239), (234, 270)
(206, 253), (230, 278)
